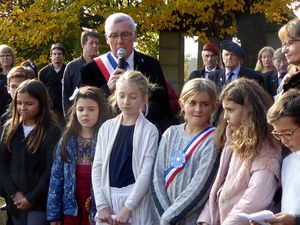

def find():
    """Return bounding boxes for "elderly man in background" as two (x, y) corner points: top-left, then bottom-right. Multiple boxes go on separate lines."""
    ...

(188, 43), (221, 80)
(81, 12), (177, 133)
(264, 48), (288, 97)
(209, 39), (264, 93)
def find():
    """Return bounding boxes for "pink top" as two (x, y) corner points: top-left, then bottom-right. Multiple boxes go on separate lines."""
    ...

(198, 127), (281, 225)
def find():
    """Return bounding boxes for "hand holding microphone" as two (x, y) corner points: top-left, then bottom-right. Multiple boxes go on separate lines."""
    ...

(107, 48), (127, 92)
(117, 48), (127, 70)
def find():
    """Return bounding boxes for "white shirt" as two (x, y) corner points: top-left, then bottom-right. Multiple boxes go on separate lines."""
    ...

(281, 151), (300, 213)
(22, 124), (35, 138)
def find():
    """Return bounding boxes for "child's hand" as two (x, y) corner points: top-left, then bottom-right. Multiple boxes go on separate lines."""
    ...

(266, 212), (296, 225)
(50, 221), (62, 225)
(114, 206), (131, 225)
(85, 196), (91, 211)
(98, 207), (113, 225)
(12, 191), (24, 203)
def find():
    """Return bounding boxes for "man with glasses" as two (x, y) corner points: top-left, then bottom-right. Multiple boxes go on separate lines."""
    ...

(81, 12), (177, 133)
(264, 48), (288, 98)
(39, 43), (66, 125)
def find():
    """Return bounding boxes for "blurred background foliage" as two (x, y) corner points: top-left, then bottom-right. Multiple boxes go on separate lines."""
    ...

(0, 0), (295, 69)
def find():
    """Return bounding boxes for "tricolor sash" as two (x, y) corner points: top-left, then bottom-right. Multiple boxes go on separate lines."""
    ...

(94, 52), (117, 82)
(164, 126), (215, 189)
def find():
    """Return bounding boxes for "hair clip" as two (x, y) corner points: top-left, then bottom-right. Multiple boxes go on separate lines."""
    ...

(69, 87), (80, 101)
(29, 61), (35, 69)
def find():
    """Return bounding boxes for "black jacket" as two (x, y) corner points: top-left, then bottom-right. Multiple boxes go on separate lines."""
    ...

(264, 70), (280, 97)
(62, 56), (86, 116)
(283, 71), (300, 93)
(0, 122), (61, 216)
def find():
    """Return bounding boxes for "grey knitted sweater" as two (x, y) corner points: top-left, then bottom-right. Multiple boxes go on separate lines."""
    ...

(152, 123), (220, 225)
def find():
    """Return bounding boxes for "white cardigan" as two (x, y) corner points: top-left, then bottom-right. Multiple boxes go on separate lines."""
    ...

(92, 113), (159, 222)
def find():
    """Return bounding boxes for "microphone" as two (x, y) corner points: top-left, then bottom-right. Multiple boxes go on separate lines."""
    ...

(117, 48), (127, 70)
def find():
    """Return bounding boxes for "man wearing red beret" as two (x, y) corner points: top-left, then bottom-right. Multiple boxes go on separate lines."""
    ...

(188, 43), (221, 80)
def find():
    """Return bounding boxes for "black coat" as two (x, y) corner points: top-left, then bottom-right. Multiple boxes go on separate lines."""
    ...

(0, 122), (61, 216)
(0, 79), (11, 118)
(81, 50), (177, 133)
(283, 71), (300, 93)
(264, 70), (279, 97)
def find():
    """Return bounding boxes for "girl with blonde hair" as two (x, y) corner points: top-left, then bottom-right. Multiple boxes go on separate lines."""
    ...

(153, 78), (220, 225)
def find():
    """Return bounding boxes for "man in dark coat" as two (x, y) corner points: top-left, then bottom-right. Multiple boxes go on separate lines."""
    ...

(62, 30), (100, 116)
(264, 48), (288, 97)
(209, 39), (264, 93)
(81, 13), (177, 133)
(188, 43), (221, 80)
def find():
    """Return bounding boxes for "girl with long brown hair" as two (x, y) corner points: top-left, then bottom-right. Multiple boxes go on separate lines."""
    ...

(0, 79), (61, 225)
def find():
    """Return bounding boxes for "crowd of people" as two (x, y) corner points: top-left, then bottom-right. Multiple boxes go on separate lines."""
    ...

(0, 11), (299, 225)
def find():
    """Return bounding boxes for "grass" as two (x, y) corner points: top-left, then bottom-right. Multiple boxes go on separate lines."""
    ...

(0, 197), (6, 225)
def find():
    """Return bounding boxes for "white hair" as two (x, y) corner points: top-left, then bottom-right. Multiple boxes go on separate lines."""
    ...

(105, 13), (137, 33)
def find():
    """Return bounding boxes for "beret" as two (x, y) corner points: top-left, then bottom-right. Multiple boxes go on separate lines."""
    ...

(202, 43), (219, 55)
(273, 48), (284, 60)
(220, 40), (245, 58)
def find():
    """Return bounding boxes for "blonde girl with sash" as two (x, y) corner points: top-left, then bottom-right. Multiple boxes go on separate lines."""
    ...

(197, 78), (281, 225)
(92, 71), (159, 225)
(152, 78), (220, 225)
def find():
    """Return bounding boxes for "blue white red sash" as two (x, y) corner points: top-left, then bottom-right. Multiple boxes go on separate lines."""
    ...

(164, 126), (215, 189)
(94, 52), (117, 82)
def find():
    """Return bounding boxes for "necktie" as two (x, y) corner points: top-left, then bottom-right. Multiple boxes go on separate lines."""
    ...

(226, 72), (234, 84)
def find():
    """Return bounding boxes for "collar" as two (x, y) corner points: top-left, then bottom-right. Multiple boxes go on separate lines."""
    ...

(205, 66), (217, 73)
(225, 64), (241, 76)
(110, 50), (134, 71)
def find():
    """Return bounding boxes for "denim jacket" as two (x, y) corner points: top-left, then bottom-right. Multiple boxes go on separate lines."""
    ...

(47, 135), (97, 221)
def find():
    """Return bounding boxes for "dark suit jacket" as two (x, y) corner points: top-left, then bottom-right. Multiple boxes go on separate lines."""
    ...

(264, 70), (279, 97)
(188, 66), (221, 81)
(81, 50), (177, 133)
(208, 66), (265, 92)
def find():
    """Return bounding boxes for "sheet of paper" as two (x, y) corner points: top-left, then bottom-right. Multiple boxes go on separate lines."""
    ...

(236, 210), (275, 225)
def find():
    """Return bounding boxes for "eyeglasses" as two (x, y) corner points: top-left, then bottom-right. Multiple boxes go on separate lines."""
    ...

(108, 32), (133, 40)
(272, 125), (300, 140)
(0, 54), (12, 58)
(281, 39), (300, 49)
